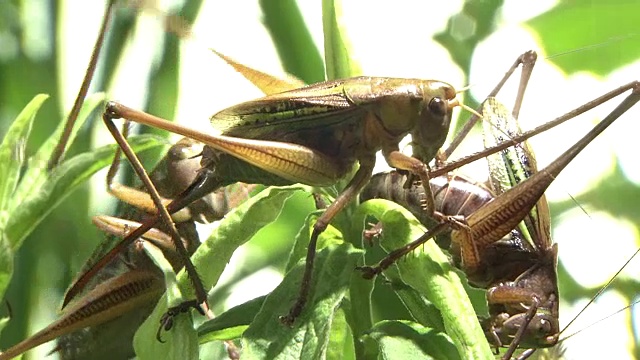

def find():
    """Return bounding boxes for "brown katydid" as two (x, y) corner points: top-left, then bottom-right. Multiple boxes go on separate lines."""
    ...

(358, 58), (640, 359)
(361, 98), (557, 359)
(0, 137), (254, 360)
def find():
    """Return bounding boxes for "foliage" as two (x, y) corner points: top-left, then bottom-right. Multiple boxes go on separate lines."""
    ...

(0, 0), (638, 359)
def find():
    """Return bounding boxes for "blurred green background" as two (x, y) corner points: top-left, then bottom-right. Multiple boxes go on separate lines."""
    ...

(0, 0), (639, 359)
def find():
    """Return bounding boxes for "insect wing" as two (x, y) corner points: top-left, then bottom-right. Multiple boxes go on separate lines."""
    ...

(482, 97), (552, 251)
(211, 78), (366, 139)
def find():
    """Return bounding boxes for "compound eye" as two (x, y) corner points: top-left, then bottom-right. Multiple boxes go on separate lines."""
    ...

(531, 317), (552, 336)
(428, 97), (447, 117)
(539, 319), (552, 334)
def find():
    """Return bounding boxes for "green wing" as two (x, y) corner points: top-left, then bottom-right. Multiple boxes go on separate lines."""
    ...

(482, 97), (552, 251)
(211, 78), (370, 140)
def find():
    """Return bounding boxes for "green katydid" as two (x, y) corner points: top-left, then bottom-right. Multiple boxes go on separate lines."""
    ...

(52, 4), (481, 326)
(86, 75), (463, 326)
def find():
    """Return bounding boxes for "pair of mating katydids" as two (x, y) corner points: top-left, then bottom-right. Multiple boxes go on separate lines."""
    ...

(2, 34), (639, 360)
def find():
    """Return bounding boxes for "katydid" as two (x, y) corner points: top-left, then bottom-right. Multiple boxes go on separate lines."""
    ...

(358, 42), (639, 360)
(0, 138), (250, 360)
(66, 75), (463, 327)
(359, 87), (640, 359)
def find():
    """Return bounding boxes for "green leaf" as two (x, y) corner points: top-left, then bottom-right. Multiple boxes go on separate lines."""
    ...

(134, 294), (199, 360)
(10, 93), (106, 209)
(198, 296), (266, 343)
(185, 186), (308, 294)
(242, 243), (362, 360)
(434, 0), (504, 76)
(284, 211), (317, 272)
(3, 135), (164, 251)
(0, 95), (48, 213)
(363, 320), (460, 360)
(355, 199), (493, 360)
(133, 242), (199, 360)
(325, 306), (353, 360)
(527, 0), (640, 76)
(322, 0), (363, 79)
(0, 238), (12, 314)
(0, 95), (50, 304)
(260, 0), (325, 84)
(386, 279), (445, 333)
(135, 186), (305, 357)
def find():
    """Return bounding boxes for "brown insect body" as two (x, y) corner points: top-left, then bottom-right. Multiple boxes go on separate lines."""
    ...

(361, 171), (542, 289)
(358, 95), (575, 356)
(362, 167), (559, 354)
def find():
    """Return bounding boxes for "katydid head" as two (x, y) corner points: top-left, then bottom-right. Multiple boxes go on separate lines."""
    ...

(492, 310), (560, 350)
(151, 137), (225, 224)
(163, 138), (204, 193)
(411, 81), (458, 163)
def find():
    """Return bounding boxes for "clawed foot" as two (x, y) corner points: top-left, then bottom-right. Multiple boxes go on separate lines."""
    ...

(362, 222), (383, 247)
(156, 299), (205, 342)
(279, 302), (303, 327)
(355, 265), (381, 280)
(279, 313), (295, 327)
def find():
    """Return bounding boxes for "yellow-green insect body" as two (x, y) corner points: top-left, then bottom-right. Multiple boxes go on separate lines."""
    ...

(209, 77), (457, 187)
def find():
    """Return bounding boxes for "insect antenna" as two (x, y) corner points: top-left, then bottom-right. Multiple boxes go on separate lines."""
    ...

(558, 246), (640, 341)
